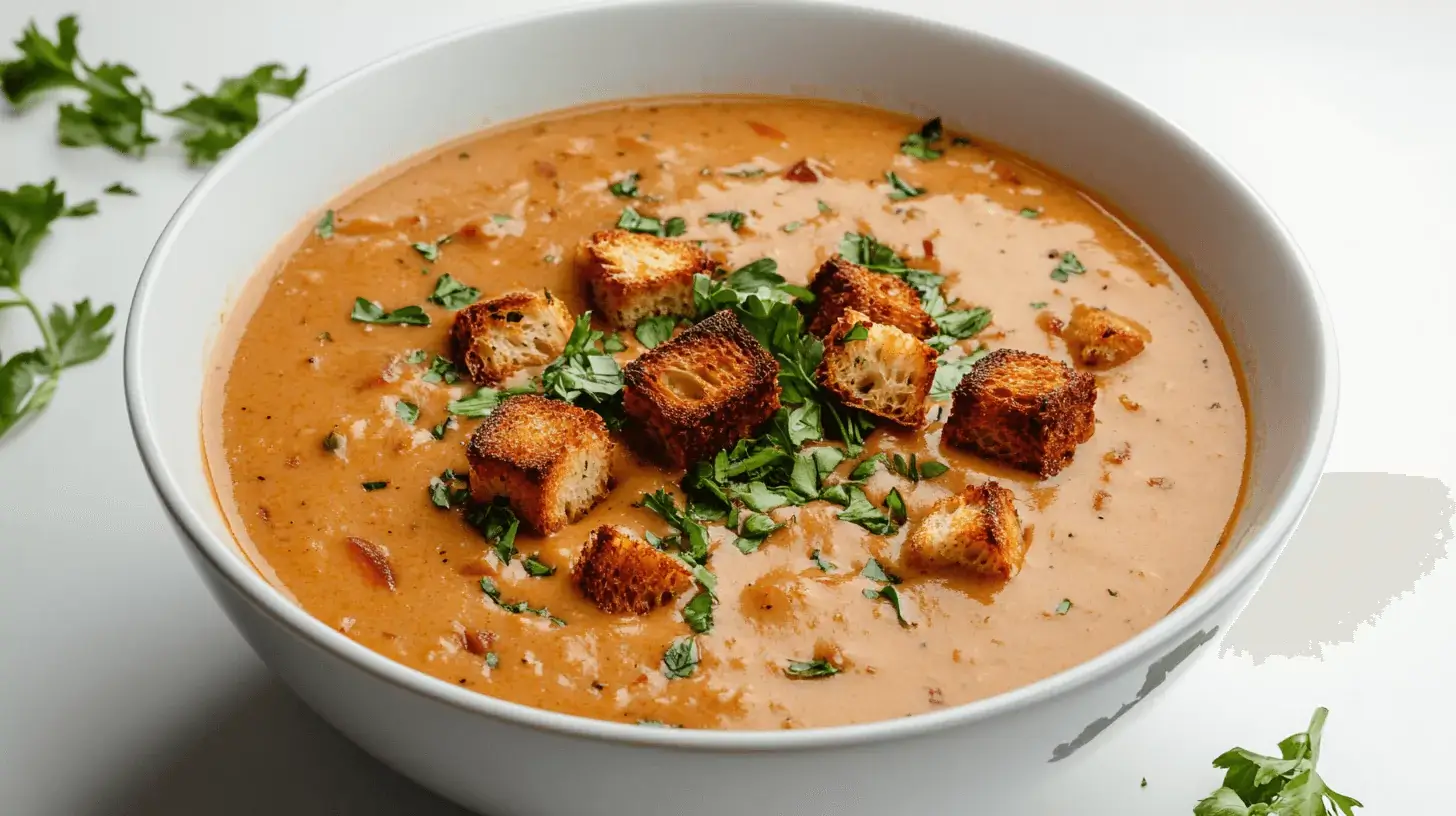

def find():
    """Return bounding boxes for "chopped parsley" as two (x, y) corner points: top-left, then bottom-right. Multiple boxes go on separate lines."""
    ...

(785, 658), (839, 678)
(817, 199), (832, 214)
(350, 298), (430, 326)
(633, 314), (677, 349)
(608, 172), (640, 198)
(522, 554), (556, 577)
(886, 171), (925, 200)
(841, 323), (870, 342)
(860, 558), (902, 585)
(103, 182), (136, 196)
(466, 498), (521, 563)
(839, 232), (990, 347)
(929, 347), (990, 401)
(883, 487), (907, 524)
(601, 333), (627, 353)
(404, 349), (428, 365)
(662, 636), (700, 679)
(1050, 251), (1086, 283)
(836, 486), (897, 535)
(682, 590), (713, 634)
(1030, 301), (1048, 309)
(428, 273), (480, 309)
(863, 584), (911, 626)
(1019, 207), (1041, 218)
(899, 117), (944, 161)
(361, 480), (389, 492)
(1054, 598), (1073, 615)
(810, 549), (836, 572)
(411, 235), (452, 262)
(421, 355), (461, 385)
(428, 468), (470, 509)
(447, 384), (535, 418)
(315, 209), (334, 238)
(732, 511), (784, 554)
(616, 206), (686, 238)
(705, 210), (746, 231)
(781, 221), (803, 233)
(540, 311), (625, 428)
(484, 652), (500, 669)
(479, 576), (565, 626)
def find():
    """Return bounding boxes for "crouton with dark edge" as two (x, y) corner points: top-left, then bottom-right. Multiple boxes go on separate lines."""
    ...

(943, 348), (1096, 478)
(1062, 304), (1150, 368)
(904, 481), (1025, 579)
(622, 309), (781, 468)
(816, 308), (937, 427)
(466, 395), (615, 534)
(578, 228), (713, 328)
(572, 525), (695, 615)
(807, 257), (936, 339)
(451, 289), (574, 385)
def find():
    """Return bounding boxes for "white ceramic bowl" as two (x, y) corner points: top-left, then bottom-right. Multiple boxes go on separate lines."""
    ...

(124, 3), (1337, 814)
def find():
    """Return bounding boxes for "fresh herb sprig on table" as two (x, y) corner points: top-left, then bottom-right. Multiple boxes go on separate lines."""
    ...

(0, 16), (307, 164)
(0, 180), (111, 441)
(1194, 708), (1362, 815)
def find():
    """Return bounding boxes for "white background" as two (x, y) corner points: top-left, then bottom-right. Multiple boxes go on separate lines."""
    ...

(2, 1), (1453, 813)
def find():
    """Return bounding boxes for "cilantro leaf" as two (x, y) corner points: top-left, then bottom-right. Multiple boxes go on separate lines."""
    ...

(705, 210), (746, 231)
(1050, 251), (1086, 283)
(0, 179), (94, 287)
(634, 314), (677, 348)
(428, 273), (480, 310)
(682, 590), (713, 634)
(0, 16), (82, 105)
(350, 298), (430, 326)
(837, 486), (897, 535)
(411, 235), (452, 262)
(785, 658), (839, 678)
(616, 206), (687, 239)
(163, 63), (306, 165)
(394, 400), (419, 425)
(662, 636), (700, 679)
(899, 117), (944, 161)
(886, 171), (925, 200)
(608, 172), (640, 198)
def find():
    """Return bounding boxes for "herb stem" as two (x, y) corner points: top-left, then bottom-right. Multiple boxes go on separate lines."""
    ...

(9, 288), (61, 374)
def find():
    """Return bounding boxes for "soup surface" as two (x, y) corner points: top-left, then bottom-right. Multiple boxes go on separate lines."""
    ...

(207, 97), (1246, 730)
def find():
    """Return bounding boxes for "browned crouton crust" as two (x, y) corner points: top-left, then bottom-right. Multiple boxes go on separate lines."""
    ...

(622, 309), (781, 468)
(1062, 304), (1150, 368)
(466, 395), (615, 534)
(572, 526), (695, 615)
(577, 229), (713, 328)
(807, 257), (936, 339)
(451, 289), (574, 385)
(943, 349), (1096, 478)
(817, 309), (937, 427)
(905, 481), (1025, 579)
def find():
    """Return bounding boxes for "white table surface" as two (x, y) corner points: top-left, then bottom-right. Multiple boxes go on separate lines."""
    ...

(2, 1), (1452, 813)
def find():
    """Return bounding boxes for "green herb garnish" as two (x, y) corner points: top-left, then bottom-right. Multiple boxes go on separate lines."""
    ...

(785, 658), (840, 678)
(428, 273), (480, 310)
(1054, 598), (1073, 615)
(608, 172), (640, 198)
(479, 576), (565, 626)
(662, 636), (700, 679)
(883, 487), (907, 524)
(837, 486), (897, 535)
(103, 182), (136, 196)
(929, 347), (990, 401)
(522, 554), (556, 577)
(1019, 207), (1041, 218)
(683, 590), (713, 634)
(705, 210), (746, 231)
(361, 480), (388, 492)
(860, 558), (901, 585)
(1050, 251), (1086, 283)
(411, 235), (452, 262)
(1194, 708), (1362, 816)
(886, 171), (925, 200)
(394, 400), (419, 425)
(350, 298), (429, 326)
(863, 584), (911, 626)
(540, 311), (625, 427)
(428, 468), (470, 509)
(634, 315), (677, 349)
(899, 117), (944, 161)
(841, 323), (870, 342)
(811, 549), (836, 572)
(447, 384), (534, 418)
(616, 206), (686, 238)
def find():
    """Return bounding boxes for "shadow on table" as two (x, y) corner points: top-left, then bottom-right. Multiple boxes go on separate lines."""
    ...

(109, 677), (471, 816)
(1223, 471), (1454, 661)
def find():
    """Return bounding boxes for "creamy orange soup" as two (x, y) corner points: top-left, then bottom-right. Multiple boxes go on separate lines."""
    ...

(206, 97), (1246, 730)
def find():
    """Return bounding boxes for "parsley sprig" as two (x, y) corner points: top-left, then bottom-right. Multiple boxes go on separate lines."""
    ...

(0, 16), (306, 163)
(0, 180), (112, 441)
(540, 312), (626, 428)
(1195, 708), (1362, 816)
(839, 232), (991, 351)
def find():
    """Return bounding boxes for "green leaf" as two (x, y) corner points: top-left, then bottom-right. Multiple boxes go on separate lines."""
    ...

(1194, 787), (1253, 816)
(663, 216), (687, 237)
(633, 315), (677, 348)
(1030, 301), (1048, 310)
(1020, 207), (1041, 218)
(46, 299), (114, 368)
(421, 355), (461, 385)
(411, 234), (452, 262)
(616, 206), (664, 236)
(540, 311), (625, 426)
(662, 636), (699, 679)
(350, 298), (430, 326)
(0, 16), (83, 105)
(466, 499), (521, 563)
(522, 554), (556, 577)
(447, 385), (532, 418)
(810, 549), (836, 572)
(56, 62), (157, 156)
(899, 117), (944, 161)
(484, 652), (500, 669)
(929, 347), (989, 401)
(839, 231), (907, 274)
(917, 459), (949, 479)
(809, 446), (845, 479)
(789, 453), (819, 500)
(841, 323), (870, 342)
(103, 182), (137, 196)
(601, 333), (627, 353)
(427, 469), (470, 509)
(683, 590), (713, 633)
(479, 575), (565, 626)
(849, 453), (886, 481)
(934, 306), (992, 339)
(705, 210), (746, 231)
(1050, 251), (1086, 283)
(428, 273), (480, 310)
(0, 351), (41, 421)
(315, 209), (334, 238)
(361, 480), (389, 491)
(1054, 598), (1072, 615)
(394, 400), (419, 425)
(608, 172), (640, 198)
(785, 658), (839, 678)
(837, 487), (897, 535)
(0, 179), (94, 287)
(732, 480), (792, 512)
(860, 557), (901, 585)
(886, 171), (925, 200)
(883, 487), (907, 524)
(863, 584), (911, 626)
(163, 63), (307, 165)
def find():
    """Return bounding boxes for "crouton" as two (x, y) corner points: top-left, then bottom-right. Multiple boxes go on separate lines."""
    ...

(943, 349), (1096, 478)
(1062, 304), (1150, 368)
(623, 309), (781, 468)
(807, 257), (936, 339)
(816, 309), (937, 427)
(904, 481), (1025, 579)
(572, 525), (695, 615)
(466, 395), (615, 534)
(578, 229), (713, 328)
(451, 290), (574, 385)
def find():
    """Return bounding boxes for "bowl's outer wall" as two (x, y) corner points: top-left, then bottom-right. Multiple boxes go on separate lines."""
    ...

(127, 3), (1334, 814)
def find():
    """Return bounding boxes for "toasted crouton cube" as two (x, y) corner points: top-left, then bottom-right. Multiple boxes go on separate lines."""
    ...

(572, 525), (695, 615)
(943, 349), (1096, 478)
(816, 309), (937, 427)
(623, 309), (781, 468)
(578, 229), (713, 328)
(807, 257), (936, 339)
(451, 290), (574, 385)
(1062, 304), (1150, 368)
(466, 395), (615, 534)
(904, 481), (1025, 579)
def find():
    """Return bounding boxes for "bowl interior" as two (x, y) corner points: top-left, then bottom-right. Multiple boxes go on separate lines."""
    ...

(126, 0), (1333, 738)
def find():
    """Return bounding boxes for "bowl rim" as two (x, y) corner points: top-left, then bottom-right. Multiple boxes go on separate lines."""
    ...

(123, 0), (1339, 751)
